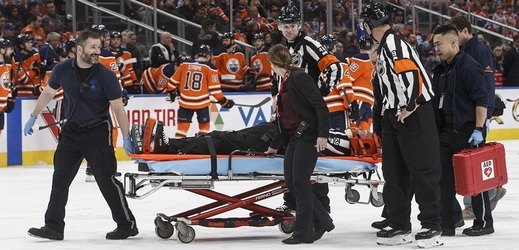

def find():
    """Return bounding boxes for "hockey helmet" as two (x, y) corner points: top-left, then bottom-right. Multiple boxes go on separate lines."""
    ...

(198, 44), (212, 57)
(221, 32), (234, 40)
(65, 38), (76, 49)
(55, 43), (69, 58)
(320, 34), (338, 51)
(15, 33), (33, 47)
(176, 54), (190, 66)
(0, 38), (11, 48)
(278, 5), (301, 23)
(110, 31), (122, 39)
(358, 36), (373, 50)
(360, 2), (391, 30)
(252, 33), (265, 41)
(90, 24), (109, 36)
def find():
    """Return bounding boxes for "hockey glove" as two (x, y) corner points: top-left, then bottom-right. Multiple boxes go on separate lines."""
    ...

(123, 136), (134, 155)
(166, 91), (176, 103)
(24, 114), (37, 136)
(349, 100), (360, 122)
(32, 85), (41, 96)
(468, 129), (484, 146)
(219, 98), (235, 108)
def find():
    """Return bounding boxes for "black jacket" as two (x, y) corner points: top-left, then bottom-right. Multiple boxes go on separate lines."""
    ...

(431, 51), (488, 130)
(283, 70), (329, 143)
(503, 45), (519, 86)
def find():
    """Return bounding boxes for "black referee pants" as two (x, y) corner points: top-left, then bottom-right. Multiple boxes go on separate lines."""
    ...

(381, 101), (442, 231)
(44, 121), (136, 234)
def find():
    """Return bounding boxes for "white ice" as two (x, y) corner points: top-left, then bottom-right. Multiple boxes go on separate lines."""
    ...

(1, 140), (518, 250)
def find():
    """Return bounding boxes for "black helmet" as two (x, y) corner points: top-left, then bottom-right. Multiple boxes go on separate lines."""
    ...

(320, 34), (338, 51)
(360, 2), (390, 29)
(198, 44), (212, 57)
(110, 31), (122, 39)
(15, 33), (33, 47)
(221, 32), (233, 40)
(56, 43), (69, 58)
(278, 5), (301, 23)
(0, 38), (11, 48)
(358, 35), (373, 50)
(90, 24), (109, 36)
(252, 33), (264, 41)
(65, 38), (76, 49)
(176, 54), (190, 66)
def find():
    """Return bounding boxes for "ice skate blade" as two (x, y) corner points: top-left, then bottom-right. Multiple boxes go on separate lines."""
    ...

(376, 234), (412, 246)
(417, 235), (443, 248)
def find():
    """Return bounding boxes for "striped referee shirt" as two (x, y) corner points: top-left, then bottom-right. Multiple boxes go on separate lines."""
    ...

(375, 29), (434, 111)
(283, 31), (342, 96)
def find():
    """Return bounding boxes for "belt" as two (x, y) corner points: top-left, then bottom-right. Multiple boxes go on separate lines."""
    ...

(72, 117), (106, 129)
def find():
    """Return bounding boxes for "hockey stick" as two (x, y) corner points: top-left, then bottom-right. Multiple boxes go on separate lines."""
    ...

(211, 96), (271, 107)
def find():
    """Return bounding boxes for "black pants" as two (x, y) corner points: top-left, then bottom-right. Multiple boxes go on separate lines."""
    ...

(438, 123), (493, 230)
(381, 102), (442, 231)
(44, 121), (136, 234)
(284, 137), (332, 242)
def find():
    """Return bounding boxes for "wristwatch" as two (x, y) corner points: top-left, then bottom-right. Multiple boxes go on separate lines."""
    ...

(475, 126), (484, 132)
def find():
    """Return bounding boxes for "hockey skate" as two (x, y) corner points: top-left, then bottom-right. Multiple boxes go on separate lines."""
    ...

(131, 124), (144, 153)
(376, 227), (412, 246)
(415, 228), (443, 248)
(153, 120), (168, 153)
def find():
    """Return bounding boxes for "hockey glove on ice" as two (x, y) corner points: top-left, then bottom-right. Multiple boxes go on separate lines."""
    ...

(24, 114), (37, 136)
(468, 129), (484, 146)
(123, 136), (134, 155)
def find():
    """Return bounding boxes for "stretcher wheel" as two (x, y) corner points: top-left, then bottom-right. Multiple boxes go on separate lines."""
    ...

(278, 220), (294, 234)
(370, 192), (384, 207)
(345, 189), (360, 204)
(177, 225), (195, 243)
(154, 217), (174, 239)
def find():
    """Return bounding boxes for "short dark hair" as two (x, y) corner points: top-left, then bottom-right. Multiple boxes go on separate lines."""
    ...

(77, 30), (100, 47)
(433, 24), (459, 37)
(446, 15), (472, 33)
(513, 35), (519, 42)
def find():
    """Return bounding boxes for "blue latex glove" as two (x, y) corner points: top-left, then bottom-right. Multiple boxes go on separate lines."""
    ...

(24, 114), (37, 136)
(468, 129), (484, 146)
(485, 119), (490, 134)
(123, 136), (134, 155)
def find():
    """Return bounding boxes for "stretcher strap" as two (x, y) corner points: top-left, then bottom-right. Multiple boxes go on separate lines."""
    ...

(205, 136), (218, 180)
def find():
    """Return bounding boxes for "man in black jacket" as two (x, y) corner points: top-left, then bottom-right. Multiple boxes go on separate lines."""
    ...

(503, 35), (519, 86)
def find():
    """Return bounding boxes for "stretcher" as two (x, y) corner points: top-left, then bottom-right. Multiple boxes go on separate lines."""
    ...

(124, 150), (383, 243)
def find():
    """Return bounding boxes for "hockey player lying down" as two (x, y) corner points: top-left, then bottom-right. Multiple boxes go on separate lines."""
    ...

(131, 118), (370, 156)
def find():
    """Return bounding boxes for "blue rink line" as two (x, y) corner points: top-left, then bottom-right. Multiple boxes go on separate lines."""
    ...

(7, 98), (22, 165)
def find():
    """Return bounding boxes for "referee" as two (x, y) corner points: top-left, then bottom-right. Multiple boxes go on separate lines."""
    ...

(23, 30), (138, 240)
(361, 2), (442, 248)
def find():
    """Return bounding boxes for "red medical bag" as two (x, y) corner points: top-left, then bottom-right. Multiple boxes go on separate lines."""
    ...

(452, 142), (508, 196)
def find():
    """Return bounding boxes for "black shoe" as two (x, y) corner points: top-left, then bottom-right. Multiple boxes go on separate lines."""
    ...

(462, 226), (494, 236)
(28, 226), (64, 240)
(371, 218), (390, 230)
(106, 227), (139, 240)
(314, 222), (335, 241)
(441, 228), (455, 236)
(282, 236), (313, 244)
(377, 227), (411, 238)
(153, 121), (168, 154)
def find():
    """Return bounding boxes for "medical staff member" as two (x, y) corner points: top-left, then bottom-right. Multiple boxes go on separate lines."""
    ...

(23, 30), (138, 241)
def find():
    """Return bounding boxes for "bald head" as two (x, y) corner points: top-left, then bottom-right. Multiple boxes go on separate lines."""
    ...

(160, 32), (172, 45)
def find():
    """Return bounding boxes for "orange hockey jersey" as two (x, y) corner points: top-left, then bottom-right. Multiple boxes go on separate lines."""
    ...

(323, 62), (355, 113)
(110, 47), (138, 88)
(40, 64), (64, 101)
(13, 51), (42, 97)
(250, 46), (272, 91)
(213, 47), (250, 91)
(346, 54), (374, 105)
(141, 63), (176, 94)
(0, 63), (12, 112)
(170, 60), (226, 110)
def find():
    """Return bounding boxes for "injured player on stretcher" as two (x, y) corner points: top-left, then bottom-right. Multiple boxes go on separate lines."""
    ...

(131, 118), (375, 157)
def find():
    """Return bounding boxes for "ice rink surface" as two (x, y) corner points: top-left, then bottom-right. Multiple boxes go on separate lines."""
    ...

(1, 140), (518, 249)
